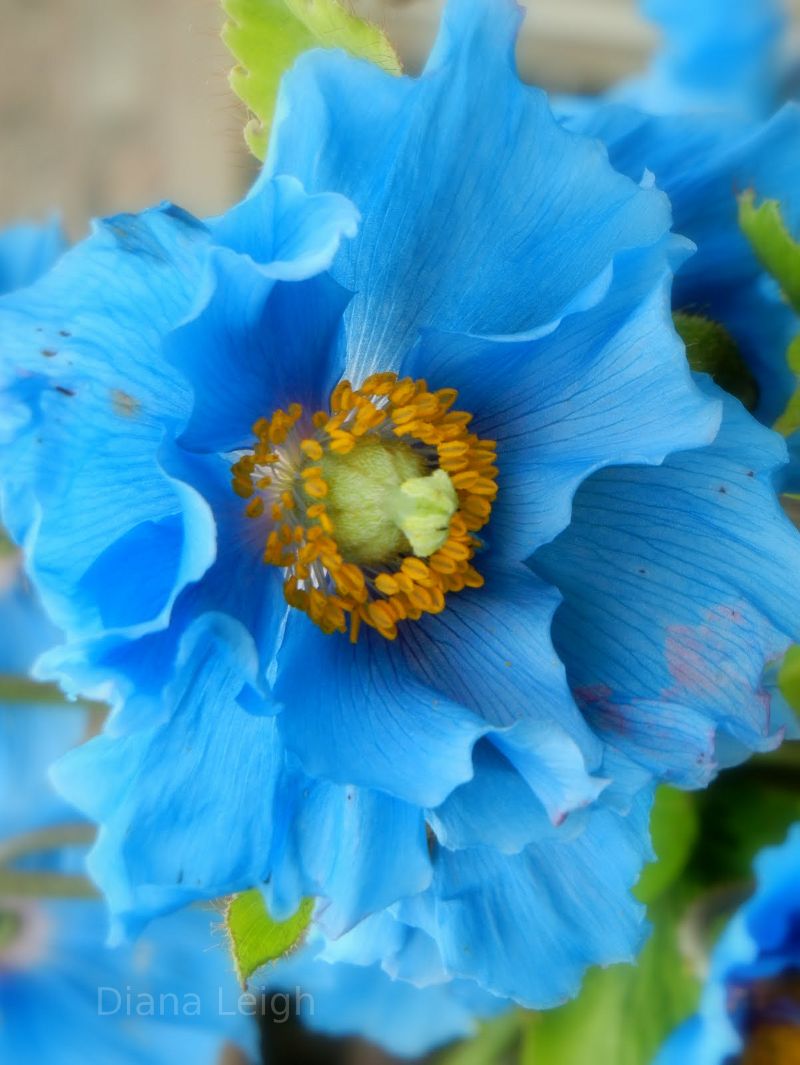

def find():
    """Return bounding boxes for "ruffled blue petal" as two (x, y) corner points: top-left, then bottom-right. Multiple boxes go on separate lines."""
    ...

(274, 613), (490, 807)
(0, 205), (217, 641)
(52, 613), (282, 938)
(393, 560), (606, 826)
(170, 254), (349, 454)
(267, 937), (506, 1058)
(265, 0), (673, 379)
(0, 217), (66, 295)
(534, 382), (800, 787)
(398, 790), (653, 1007)
(401, 236), (720, 558)
(264, 767), (432, 936)
(429, 739), (589, 854)
(210, 173), (358, 280)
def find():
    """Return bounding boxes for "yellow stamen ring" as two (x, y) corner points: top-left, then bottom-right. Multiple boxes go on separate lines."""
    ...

(230, 372), (498, 641)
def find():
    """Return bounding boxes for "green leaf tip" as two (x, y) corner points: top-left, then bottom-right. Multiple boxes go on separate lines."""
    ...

(635, 786), (698, 905)
(673, 311), (760, 410)
(222, 0), (402, 160)
(739, 189), (800, 314)
(225, 889), (314, 984)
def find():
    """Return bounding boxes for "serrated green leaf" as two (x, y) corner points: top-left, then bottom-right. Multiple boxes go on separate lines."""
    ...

(673, 312), (759, 409)
(222, 0), (402, 159)
(226, 890), (314, 984)
(635, 786), (699, 904)
(739, 190), (800, 314)
(520, 901), (700, 1065)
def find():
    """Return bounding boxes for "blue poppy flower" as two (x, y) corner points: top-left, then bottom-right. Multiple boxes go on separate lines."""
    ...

(2, 0), (800, 1015)
(655, 823), (800, 1065)
(0, 559), (257, 1064)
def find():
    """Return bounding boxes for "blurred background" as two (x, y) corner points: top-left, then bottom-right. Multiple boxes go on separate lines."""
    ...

(3, 0), (799, 237)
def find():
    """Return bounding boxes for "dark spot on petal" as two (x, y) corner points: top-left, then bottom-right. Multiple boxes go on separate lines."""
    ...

(58, 329), (71, 337)
(638, 568), (646, 575)
(40, 349), (56, 358)
(719, 485), (728, 494)
(111, 389), (140, 417)
(55, 386), (75, 397)
(746, 470), (755, 478)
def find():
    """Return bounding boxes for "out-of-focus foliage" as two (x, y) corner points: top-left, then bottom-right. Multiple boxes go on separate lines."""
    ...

(738, 192), (800, 435)
(222, 0), (401, 158)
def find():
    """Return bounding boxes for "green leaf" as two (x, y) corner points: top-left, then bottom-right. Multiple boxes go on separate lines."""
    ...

(673, 312), (759, 410)
(775, 335), (800, 434)
(222, 0), (402, 159)
(738, 190), (800, 313)
(635, 786), (699, 904)
(225, 889), (314, 984)
(778, 644), (800, 712)
(520, 901), (700, 1065)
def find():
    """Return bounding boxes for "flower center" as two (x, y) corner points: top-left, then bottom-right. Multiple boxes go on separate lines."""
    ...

(231, 372), (498, 641)
(742, 972), (800, 1065)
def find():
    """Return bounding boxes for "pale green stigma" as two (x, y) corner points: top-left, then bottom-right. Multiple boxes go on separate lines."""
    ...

(320, 440), (457, 567)
(388, 468), (458, 558)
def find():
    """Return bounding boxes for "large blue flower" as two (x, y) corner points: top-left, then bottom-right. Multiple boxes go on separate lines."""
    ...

(655, 823), (800, 1065)
(2, 0), (799, 1016)
(0, 558), (257, 1064)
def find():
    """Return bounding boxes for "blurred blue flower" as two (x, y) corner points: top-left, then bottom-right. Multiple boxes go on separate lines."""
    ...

(2, 0), (800, 1018)
(655, 823), (800, 1065)
(0, 217), (65, 296)
(619, 0), (787, 119)
(565, 102), (800, 428)
(0, 558), (257, 1064)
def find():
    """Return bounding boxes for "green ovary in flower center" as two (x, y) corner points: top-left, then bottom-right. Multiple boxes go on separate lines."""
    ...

(320, 439), (457, 567)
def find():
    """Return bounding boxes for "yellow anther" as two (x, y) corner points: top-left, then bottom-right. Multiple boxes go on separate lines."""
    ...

(301, 439), (324, 461)
(304, 478), (329, 500)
